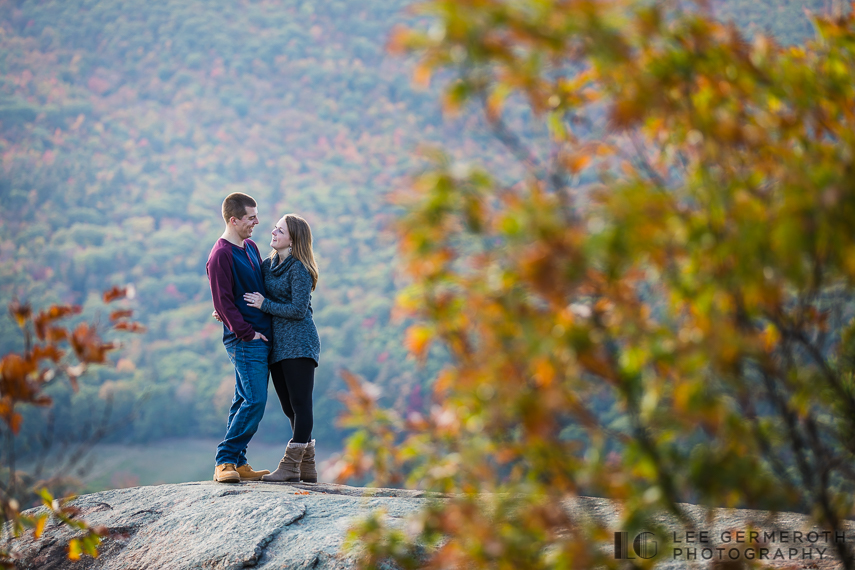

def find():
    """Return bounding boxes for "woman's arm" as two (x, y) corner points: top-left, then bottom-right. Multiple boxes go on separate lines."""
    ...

(245, 266), (312, 319)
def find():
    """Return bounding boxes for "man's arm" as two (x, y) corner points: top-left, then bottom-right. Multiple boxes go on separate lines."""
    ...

(207, 247), (256, 341)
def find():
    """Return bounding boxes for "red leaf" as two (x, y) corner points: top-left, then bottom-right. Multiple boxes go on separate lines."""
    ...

(9, 412), (22, 435)
(0, 354), (37, 386)
(46, 327), (68, 343)
(102, 286), (128, 303)
(70, 323), (114, 364)
(33, 395), (52, 407)
(109, 309), (134, 321)
(113, 321), (147, 333)
(32, 345), (63, 363)
(33, 305), (81, 340)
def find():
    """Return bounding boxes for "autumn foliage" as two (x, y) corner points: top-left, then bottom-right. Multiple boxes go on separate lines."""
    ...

(0, 287), (143, 565)
(337, 1), (855, 568)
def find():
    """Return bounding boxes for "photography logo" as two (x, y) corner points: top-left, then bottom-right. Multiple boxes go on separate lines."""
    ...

(615, 529), (844, 562)
(614, 532), (658, 560)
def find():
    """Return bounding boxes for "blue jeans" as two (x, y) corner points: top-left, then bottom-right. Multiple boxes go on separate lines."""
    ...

(215, 332), (270, 467)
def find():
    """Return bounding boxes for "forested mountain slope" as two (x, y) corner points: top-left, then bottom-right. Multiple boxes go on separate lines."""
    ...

(0, 0), (833, 450)
(0, 0), (458, 447)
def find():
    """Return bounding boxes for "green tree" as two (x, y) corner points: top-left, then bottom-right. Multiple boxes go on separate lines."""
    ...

(336, 1), (855, 568)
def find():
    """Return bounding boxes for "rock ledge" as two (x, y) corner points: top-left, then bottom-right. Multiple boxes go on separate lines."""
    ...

(6, 481), (434, 569)
(5, 481), (852, 569)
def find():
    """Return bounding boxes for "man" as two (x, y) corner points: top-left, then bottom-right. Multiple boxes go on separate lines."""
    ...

(207, 192), (272, 483)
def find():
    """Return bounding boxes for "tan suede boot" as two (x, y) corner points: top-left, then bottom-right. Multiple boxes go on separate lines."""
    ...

(236, 464), (270, 481)
(300, 439), (317, 483)
(261, 441), (307, 482)
(214, 463), (240, 483)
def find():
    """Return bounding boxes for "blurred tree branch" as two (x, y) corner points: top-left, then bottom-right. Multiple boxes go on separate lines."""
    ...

(0, 287), (144, 566)
(337, 1), (855, 568)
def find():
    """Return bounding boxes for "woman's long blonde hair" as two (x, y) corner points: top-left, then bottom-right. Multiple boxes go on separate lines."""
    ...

(270, 213), (319, 291)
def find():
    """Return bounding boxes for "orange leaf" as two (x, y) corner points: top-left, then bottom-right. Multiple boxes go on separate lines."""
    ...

(564, 153), (592, 174)
(413, 64), (432, 88)
(433, 368), (455, 394)
(387, 26), (413, 55)
(533, 359), (555, 387)
(404, 325), (433, 359)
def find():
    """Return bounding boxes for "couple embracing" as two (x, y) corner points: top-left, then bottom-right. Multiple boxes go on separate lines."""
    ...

(206, 192), (321, 484)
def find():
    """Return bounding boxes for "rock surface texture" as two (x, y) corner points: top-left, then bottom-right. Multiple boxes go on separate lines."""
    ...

(4, 481), (853, 569)
(5, 481), (434, 569)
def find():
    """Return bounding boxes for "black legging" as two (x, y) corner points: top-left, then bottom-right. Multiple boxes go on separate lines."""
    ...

(269, 358), (315, 444)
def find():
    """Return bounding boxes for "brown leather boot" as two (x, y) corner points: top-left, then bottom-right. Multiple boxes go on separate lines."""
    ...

(300, 440), (317, 483)
(236, 464), (270, 481)
(261, 441), (307, 482)
(214, 463), (240, 483)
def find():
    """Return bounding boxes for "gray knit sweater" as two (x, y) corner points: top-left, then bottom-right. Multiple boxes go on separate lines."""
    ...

(259, 254), (321, 366)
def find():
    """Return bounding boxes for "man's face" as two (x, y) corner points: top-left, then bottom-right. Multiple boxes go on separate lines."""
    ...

(232, 206), (259, 240)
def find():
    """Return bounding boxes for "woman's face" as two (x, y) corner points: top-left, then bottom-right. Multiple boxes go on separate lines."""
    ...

(270, 216), (292, 251)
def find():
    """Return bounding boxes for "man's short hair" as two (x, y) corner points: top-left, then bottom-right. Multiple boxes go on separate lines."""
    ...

(222, 192), (257, 224)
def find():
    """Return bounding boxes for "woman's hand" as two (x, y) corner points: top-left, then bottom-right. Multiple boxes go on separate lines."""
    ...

(244, 292), (265, 309)
(212, 310), (222, 322)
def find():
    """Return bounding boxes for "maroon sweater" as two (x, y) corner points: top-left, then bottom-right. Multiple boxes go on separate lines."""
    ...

(206, 238), (272, 342)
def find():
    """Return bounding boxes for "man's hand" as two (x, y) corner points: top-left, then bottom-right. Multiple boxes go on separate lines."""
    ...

(213, 310), (266, 341)
(244, 292), (265, 309)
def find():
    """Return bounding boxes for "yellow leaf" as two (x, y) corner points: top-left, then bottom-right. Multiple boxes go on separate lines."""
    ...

(404, 325), (433, 359)
(34, 515), (46, 539)
(673, 381), (691, 412)
(68, 538), (81, 560)
(486, 87), (508, 120)
(762, 324), (780, 353)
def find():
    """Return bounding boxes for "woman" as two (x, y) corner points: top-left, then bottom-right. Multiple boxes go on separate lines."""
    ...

(243, 213), (321, 483)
